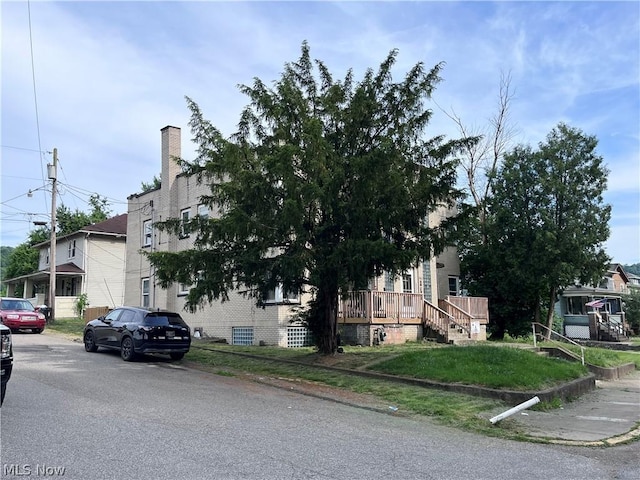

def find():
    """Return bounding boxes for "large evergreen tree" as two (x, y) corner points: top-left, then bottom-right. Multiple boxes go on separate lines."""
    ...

(146, 43), (465, 354)
(461, 123), (610, 338)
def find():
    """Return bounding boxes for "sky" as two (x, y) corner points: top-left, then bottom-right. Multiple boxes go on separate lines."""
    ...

(1, 0), (639, 265)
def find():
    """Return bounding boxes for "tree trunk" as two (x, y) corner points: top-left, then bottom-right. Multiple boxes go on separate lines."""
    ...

(315, 282), (339, 355)
(545, 286), (557, 340)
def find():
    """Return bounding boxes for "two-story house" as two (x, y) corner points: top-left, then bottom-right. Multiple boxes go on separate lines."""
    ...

(3, 215), (128, 318)
(125, 126), (487, 347)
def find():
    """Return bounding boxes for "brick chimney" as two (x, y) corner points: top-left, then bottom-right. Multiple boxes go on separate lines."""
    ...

(161, 126), (181, 220)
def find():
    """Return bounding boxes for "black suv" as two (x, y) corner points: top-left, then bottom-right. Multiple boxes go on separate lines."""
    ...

(1, 323), (13, 406)
(83, 307), (191, 361)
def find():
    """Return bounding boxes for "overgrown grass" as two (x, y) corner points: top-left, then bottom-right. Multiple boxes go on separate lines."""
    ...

(366, 345), (589, 390)
(45, 317), (85, 336)
(559, 343), (640, 368)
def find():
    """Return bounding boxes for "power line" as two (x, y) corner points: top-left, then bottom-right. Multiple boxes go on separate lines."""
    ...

(27, 0), (48, 215)
(0, 145), (49, 154)
(0, 184), (48, 206)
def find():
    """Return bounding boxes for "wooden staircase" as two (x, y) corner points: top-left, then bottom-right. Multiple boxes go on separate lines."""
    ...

(422, 299), (473, 345)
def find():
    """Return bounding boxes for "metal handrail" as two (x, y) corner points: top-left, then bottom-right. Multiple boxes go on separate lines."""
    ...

(531, 322), (585, 366)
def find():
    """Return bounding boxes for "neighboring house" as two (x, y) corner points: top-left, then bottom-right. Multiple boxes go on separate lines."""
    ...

(125, 126), (487, 348)
(556, 264), (629, 341)
(3, 215), (127, 318)
(625, 272), (640, 292)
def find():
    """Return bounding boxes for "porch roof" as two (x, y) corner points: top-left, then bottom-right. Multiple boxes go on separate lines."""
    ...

(561, 285), (623, 299)
(3, 262), (85, 284)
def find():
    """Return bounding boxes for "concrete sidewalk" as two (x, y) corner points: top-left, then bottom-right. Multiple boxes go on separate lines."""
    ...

(504, 369), (640, 445)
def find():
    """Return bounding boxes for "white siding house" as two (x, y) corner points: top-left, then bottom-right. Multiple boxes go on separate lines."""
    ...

(3, 215), (127, 318)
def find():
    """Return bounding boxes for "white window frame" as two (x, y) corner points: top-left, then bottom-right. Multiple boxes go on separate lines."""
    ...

(264, 285), (300, 305)
(143, 219), (153, 247)
(67, 239), (76, 259)
(448, 276), (459, 297)
(180, 208), (191, 238)
(402, 272), (413, 293)
(197, 204), (209, 219)
(141, 278), (150, 308)
(178, 282), (191, 297)
(384, 271), (394, 292)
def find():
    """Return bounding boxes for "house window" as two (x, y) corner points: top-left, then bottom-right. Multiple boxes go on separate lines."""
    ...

(566, 297), (587, 315)
(232, 327), (254, 346)
(402, 272), (413, 293)
(180, 208), (191, 238)
(67, 240), (76, 259)
(178, 283), (190, 297)
(45, 247), (50, 265)
(197, 204), (209, 219)
(143, 220), (153, 247)
(384, 272), (394, 292)
(448, 276), (459, 297)
(264, 285), (300, 304)
(63, 278), (78, 296)
(141, 278), (150, 308)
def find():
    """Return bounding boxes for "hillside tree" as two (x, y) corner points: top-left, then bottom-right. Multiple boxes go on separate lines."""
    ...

(3, 228), (50, 296)
(146, 42), (466, 354)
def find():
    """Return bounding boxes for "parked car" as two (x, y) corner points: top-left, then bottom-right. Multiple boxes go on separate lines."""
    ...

(1, 323), (13, 406)
(0, 297), (46, 333)
(83, 307), (191, 361)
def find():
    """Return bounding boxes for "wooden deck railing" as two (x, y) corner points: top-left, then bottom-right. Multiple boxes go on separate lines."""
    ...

(445, 296), (489, 324)
(338, 291), (424, 322)
(338, 290), (487, 343)
(438, 298), (472, 334)
(423, 299), (455, 335)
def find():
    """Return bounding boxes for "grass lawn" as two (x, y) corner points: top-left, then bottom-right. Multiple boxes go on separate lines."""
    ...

(45, 317), (86, 336)
(366, 345), (589, 390)
(561, 343), (640, 368)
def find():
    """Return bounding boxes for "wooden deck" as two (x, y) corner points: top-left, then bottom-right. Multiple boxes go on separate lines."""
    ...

(338, 291), (489, 343)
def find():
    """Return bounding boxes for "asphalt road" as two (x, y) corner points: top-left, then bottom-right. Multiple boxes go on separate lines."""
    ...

(1, 332), (638, 480)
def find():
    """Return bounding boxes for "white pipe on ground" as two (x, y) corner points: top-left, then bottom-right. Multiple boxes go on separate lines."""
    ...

(490, 396), (540, 424)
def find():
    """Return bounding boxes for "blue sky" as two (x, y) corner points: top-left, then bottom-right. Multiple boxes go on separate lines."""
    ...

(1, 1), (639, 265)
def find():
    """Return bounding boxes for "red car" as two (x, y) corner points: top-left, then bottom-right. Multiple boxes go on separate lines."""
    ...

(0, 298), (46, 334)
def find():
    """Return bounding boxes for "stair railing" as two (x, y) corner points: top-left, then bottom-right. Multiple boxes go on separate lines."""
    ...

(531, 322), (584, 366)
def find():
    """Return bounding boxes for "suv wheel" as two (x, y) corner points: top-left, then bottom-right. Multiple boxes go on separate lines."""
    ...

(120, 337), (136, 362)
(84, 330), (99, 352)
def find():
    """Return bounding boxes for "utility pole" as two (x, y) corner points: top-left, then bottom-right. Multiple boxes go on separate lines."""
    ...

(47, 148), (57, 322)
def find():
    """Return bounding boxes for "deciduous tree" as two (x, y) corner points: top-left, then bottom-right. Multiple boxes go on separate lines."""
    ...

(461, 124), (610, 338)
(57, 194), (111, 236)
